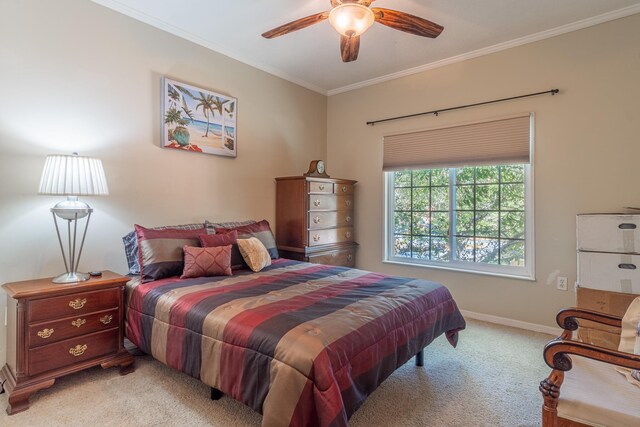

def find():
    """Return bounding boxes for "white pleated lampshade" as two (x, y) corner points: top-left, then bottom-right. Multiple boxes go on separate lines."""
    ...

(38, 153), (109, 196)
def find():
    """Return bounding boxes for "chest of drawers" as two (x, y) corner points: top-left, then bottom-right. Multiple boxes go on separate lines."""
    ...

(0, 271), (134, 415)
(276, 176), (358, 267)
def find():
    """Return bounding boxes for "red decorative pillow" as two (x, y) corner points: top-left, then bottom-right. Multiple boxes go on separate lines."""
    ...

(214, 219), (279, 259)
(135, 224), (206, 282)
(199, 230), (245, 270)
(181, 245), (232, 279)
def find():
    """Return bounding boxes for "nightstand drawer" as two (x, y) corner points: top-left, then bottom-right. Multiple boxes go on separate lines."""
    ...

(28, 308), (119, 348)
(28, 328), (119, 376)
(29, 288), (120, 323)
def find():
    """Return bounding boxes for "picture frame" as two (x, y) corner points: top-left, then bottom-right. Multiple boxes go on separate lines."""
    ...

(162, 77), (237, 158)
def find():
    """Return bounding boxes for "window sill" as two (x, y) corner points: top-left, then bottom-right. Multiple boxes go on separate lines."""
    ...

(382, 258), (536, 282)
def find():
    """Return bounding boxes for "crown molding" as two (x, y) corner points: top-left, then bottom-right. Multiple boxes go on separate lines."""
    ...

(90, 0), (329, 95)
(327, 4), (640, 96)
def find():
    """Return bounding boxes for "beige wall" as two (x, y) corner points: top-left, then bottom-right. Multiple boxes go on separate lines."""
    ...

(0, 1), (326, 365)
(327, 14), (640, 327)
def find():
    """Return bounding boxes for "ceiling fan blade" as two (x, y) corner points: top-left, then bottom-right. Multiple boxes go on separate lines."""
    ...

(371, 8), (443, 38)
(340, 35), (360, 62)
(262, 12), (330, 39)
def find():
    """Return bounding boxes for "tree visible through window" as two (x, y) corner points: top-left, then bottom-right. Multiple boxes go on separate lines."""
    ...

(388, 164), (530, 276)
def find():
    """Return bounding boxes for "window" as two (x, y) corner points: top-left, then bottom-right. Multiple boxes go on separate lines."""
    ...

(385, 164), (533, 279)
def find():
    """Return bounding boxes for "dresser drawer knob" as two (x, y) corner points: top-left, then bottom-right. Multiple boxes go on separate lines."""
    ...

(345, 231), (352, 239)
(69, 298), (87, 310)
(314, 200), (321, 207)
(619, 263), (637, 270)
(347, 254), (353, 262)
(100, 314), (113, 325)
(346, 216), (352, 223)
(619, 223), (637, 230)
(313, 216), (321, 224)
(71, 318), (86, 328)
(313, 234), (321, 242)
(37, 328), (54, 339)
(342, 186), (348, 193)
(319, 184), (325, 191)
(345, 200), (352, 207)
(69, 344), (88, 357)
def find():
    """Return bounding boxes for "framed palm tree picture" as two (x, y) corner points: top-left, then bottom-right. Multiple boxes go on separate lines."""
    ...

(162, 77), (237, 157)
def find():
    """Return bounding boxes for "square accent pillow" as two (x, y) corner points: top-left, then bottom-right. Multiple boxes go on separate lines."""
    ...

(135, 224), (205, 282)
(200, 230), (245, 270)
(181, 245), (232, 278)
(616, 296), (640, 387)
(237, 237), (271, 272)
(214, 219), (279, 259)
(123, 223), (203, 275)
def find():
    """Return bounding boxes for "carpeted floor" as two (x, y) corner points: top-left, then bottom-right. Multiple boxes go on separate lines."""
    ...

(0, 319), (553, 427)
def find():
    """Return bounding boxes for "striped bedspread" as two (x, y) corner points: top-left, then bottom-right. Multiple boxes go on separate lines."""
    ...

(126, 259), (465, 426)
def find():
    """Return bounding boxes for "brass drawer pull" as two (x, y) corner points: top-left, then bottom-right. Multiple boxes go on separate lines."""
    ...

(319, 184), (325, 191)
(100, 314), (113, 325)
(346, 216), (352, 223)
(313, 216), (321, 224)
(345, 200), (352, 207)
(37, 328), (54, 339)
(347, 254), (353, 262)
(313, 234), (321, 242)
(342, 186), (348, 193)
(69, 344), (88, 357)
(313, 200), (321, 207)
(69, 298), (87, 310)
(345, 231), (352, 239)
(71, 318), (86, 328)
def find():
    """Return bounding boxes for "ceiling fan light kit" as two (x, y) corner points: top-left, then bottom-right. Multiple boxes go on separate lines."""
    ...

(328, 4), (375, 37)
(262, 0), (444, 63)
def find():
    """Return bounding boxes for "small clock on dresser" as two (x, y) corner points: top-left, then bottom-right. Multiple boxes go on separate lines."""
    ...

(304, 160), (330, 178)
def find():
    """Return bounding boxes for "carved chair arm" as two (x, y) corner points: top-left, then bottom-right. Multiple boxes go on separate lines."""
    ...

(544, 338), (640, 372)
(556, 307), (622, 335)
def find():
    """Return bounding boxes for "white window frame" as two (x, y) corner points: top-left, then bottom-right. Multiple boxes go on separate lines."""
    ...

(383, 164), (535, 280)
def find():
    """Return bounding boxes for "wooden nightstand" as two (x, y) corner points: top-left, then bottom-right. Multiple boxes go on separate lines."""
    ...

(0, 271), (134, 415)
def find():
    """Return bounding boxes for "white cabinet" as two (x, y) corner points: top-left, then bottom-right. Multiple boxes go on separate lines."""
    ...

(577, 214), (640, 293)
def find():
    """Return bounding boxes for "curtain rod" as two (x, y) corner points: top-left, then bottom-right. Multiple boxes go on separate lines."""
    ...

(366, 88), (559, 126)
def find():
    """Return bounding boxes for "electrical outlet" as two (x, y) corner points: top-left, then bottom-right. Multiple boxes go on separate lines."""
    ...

(557, 276), (568, 291)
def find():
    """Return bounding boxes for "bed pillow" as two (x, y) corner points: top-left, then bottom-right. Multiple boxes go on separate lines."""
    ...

(181, 245), (232, 279)
(123, 223), (204, 275)
(616, 296), (640, 387)
(199, 230), (245, 270)
(204, 219), (257, 235)
(214, 220), (279, 259)
(237, 238), (271, 272)
(135, 224), (206, 282)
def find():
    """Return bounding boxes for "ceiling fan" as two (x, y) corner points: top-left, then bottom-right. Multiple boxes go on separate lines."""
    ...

(262, 0), (444, 63)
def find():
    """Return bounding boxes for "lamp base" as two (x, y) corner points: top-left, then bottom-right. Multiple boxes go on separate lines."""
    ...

(52, 272), (90, 284)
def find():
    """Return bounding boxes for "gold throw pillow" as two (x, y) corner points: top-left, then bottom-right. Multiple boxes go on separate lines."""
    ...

(237, 237), (272, 272)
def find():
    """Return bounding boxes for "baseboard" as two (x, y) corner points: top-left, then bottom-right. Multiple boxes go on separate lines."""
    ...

(460, 309), (561, 336)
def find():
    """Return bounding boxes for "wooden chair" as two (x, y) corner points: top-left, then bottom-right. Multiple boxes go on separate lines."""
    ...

(540, 308), (640, 427)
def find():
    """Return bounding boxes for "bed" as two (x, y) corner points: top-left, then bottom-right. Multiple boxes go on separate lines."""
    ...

(126, 258), (465, 426)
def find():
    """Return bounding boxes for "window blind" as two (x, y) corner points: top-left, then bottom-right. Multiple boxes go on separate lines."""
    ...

(383, 114), (532, 171)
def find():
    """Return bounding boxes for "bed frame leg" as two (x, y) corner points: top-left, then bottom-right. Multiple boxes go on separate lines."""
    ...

(210, 387), (223, 400)
(415, 349), (424, 367)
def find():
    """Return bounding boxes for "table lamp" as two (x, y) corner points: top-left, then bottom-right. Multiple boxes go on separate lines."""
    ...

(38, 153), (109, 283)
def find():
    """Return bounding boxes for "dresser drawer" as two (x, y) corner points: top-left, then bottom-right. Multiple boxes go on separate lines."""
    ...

(308, 181), (333, 194)
(308, 195), (353, 211)
(308, 227), (354, 246)
(28, 328), (119, 376)
(29, 288), (120, 323)
(334, 183), (354, 195)
(309, 248), (356, 267)
(28, 308), (118, 348)
(578, 252), (640, 294)
(577, 214), (640, 253)
(308, 211), (353, 230)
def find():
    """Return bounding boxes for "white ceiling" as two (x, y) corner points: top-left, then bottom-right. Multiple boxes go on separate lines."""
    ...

(92, 0), (640, 95)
